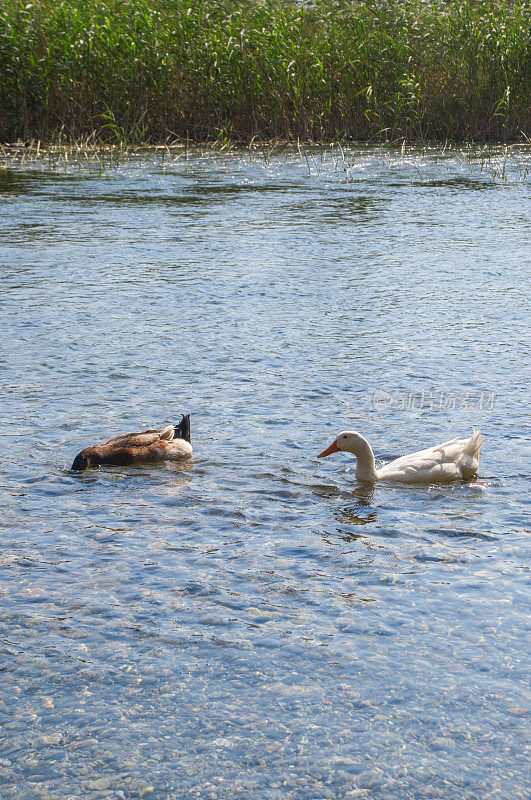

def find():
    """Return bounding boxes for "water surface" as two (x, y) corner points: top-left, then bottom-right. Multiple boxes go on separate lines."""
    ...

(0, 144), (529, 799)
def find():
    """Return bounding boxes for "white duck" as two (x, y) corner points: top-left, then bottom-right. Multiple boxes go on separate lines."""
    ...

(318, 429), (483, 483)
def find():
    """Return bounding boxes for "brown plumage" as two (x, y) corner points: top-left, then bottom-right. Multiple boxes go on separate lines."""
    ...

(71, 415), (192, 470)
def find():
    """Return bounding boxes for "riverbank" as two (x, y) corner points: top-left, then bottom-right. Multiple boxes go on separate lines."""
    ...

(0, 0), (529, 144)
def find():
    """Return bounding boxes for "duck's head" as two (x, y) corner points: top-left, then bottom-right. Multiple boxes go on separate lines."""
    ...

(71, 448), (98, 471)
(318, 431), (368, 458)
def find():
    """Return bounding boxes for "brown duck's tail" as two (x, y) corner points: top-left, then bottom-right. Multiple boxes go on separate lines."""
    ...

(174, 414), (191, 443)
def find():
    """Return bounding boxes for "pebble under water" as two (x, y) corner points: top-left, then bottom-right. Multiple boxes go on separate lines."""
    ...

(0, 144), (529, 799)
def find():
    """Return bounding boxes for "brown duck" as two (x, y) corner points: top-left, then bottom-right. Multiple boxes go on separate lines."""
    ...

(71, 414), (192, 470)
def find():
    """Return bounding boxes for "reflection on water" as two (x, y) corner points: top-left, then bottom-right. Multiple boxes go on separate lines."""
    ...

(336, 508), (378, 525)
(0, 145), (529, 800)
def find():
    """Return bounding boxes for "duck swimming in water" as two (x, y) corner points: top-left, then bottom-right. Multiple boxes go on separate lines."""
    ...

(71, 414), (192, 470)
(318, 429), (483, 483)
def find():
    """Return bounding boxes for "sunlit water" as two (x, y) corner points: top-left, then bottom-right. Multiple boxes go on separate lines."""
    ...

(0, 145), (529, 800)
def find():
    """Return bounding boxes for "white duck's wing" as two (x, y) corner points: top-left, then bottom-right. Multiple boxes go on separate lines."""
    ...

(429, 430), (483, 479)
(377, 454), (461, 483)
(377, 440), (454, 476)
(376, 430), (482, 483)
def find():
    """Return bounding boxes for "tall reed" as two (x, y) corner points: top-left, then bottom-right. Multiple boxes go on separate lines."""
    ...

(0, 0), (529, 143)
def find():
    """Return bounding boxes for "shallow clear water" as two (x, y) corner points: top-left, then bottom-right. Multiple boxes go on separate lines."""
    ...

(0, 145), (529, 800)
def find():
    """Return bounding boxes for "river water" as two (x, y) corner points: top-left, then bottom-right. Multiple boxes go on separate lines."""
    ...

(0, 145), (529, 799)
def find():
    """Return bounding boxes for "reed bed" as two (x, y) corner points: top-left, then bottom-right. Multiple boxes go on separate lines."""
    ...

(0, 0), (529, 144)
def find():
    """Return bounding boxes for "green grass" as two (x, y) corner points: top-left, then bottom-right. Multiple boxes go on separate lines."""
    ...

(0, 0), (529, 143)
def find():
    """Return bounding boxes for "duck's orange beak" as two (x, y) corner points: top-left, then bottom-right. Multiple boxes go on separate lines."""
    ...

(317, 440), (339, 458)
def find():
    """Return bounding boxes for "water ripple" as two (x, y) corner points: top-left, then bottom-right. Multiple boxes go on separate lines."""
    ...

(0, 145), (529, 800)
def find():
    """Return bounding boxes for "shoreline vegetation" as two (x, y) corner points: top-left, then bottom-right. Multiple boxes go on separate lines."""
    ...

(0, 0), (529, 145)
(1, 141), (528, 188)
